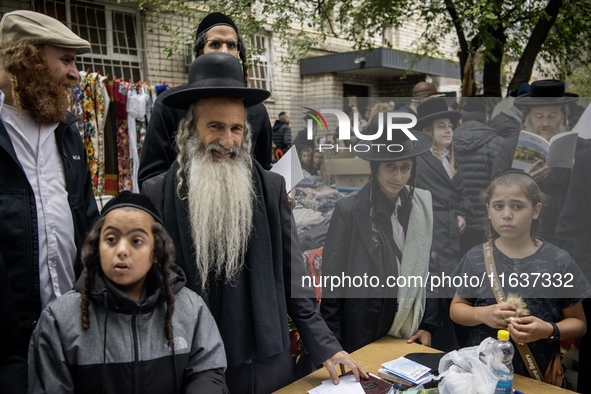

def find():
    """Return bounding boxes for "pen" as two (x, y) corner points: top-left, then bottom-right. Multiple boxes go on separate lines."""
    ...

(391, 382), (404, 392)
(513, 389), (525, 394)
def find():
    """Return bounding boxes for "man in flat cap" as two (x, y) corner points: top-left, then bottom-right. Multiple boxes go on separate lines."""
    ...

(143, 52), (364, 393)
(138, 12), (273, 188)
(491, 79), (591, 244)
(0, 10), (98, 356)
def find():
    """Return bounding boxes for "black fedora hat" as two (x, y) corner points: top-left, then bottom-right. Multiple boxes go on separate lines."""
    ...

(163, 52), (270, 109)
(514, 79), (578, 107)
(354, 112), (434, 162)
(415, 97), (461, 129)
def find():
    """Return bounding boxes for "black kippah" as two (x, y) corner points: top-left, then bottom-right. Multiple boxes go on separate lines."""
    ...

(195, 12), (239, 40)
(491, 169), (535, 183)
(101, 191), (164, 225)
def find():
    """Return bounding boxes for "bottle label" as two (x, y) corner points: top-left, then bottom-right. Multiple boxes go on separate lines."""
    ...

(494, 370), (512, 394)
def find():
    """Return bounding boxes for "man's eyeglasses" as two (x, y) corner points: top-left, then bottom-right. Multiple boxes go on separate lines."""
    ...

(205, 40), (240, 53)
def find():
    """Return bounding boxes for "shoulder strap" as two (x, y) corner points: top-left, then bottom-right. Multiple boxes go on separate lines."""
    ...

(482, 242), (545, 382)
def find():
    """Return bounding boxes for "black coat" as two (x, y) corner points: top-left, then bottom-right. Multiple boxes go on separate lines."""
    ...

(488, 111), (521, 139)
(320, 184), (437, 353)
(0, 113), (98, 353)
(454, 121), (504, 237)
(142, 162), (341, 373)
(557, 147), (591, 281)
(272, 119), (291, 151)
(138, 87), (273, 187)
(415, 151), (472, 273)
(0, 253), (26, 394)
(491, 135), (591, 245)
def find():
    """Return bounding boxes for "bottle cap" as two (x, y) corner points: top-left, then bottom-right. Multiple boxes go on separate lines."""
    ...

(497, 330), (510, 340)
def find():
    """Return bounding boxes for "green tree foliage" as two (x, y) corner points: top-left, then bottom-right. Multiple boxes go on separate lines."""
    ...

(127, 0), (591, 97)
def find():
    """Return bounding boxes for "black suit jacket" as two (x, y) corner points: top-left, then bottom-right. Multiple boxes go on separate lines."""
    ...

(142, 164), (342, 367)
(415, 151), (472, 273)
(320, 183), (438, 353)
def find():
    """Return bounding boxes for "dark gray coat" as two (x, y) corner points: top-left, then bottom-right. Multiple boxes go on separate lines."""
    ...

(454, 121), (504, 239)
(28, 266), (228, 394)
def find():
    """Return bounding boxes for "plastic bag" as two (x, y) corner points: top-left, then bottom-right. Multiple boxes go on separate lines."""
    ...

(438, 337), (507, 394)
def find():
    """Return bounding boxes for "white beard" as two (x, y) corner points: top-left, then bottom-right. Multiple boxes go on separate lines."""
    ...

(185, 136), (254, 290)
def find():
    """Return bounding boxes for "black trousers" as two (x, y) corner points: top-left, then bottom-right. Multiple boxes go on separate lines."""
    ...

(226, 349), (294, 394)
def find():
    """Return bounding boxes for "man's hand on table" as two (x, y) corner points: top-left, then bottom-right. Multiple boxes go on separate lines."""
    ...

(406, 329), (432, 347)
(322, 350), (367, 385)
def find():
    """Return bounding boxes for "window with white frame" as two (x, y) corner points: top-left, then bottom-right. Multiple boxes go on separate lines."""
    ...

(249, 34), (273, 92)
(35, 0), (144, 81)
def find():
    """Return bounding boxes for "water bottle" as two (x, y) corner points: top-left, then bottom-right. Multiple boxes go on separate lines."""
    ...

(494, 329), (514, 394)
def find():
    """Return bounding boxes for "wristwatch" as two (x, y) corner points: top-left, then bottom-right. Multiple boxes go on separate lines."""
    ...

(547, 321), (560, 345)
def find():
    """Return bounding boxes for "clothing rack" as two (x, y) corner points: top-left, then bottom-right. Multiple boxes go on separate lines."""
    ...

(71, 71), (176, 197)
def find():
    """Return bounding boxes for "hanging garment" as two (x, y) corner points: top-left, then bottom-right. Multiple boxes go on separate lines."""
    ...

(70, 72), (108, 195)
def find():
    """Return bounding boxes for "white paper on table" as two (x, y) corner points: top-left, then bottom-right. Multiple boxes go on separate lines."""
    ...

(270, 145), (304, 193)
(307, 374), (365, 394)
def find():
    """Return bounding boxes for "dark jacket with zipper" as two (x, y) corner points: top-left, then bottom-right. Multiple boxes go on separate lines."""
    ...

(453, 120), (504, 238)
(28, 265), (228, 394)
(272, 119), (291, 151)
(0, 113), (98, 352)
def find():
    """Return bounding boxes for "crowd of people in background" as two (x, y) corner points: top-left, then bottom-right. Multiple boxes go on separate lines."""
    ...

(2, 7), (591, 394)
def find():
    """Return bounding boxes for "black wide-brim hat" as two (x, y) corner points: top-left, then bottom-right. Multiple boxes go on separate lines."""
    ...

(163, 52), (270, 110)
(514, 79), (578, 107)
(354, 112), (434, 162)
(415, 97), (461, 129)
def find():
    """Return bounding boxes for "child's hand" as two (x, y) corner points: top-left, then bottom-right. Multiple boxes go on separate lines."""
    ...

(507, 316), (553, 343)
(478, 303), (516, 329)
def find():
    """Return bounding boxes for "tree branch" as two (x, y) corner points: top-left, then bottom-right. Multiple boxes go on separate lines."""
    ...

(444, 0), (470, 82)
(507, 0), (563, 94)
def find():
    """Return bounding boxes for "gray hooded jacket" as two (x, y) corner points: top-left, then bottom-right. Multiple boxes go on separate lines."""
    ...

(28, 265), (228, 394)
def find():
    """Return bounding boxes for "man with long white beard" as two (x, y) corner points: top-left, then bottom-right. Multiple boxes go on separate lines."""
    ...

(491, 79), (591, 244)
(143, 52), (364, 393)
(0, 10), (98, 369)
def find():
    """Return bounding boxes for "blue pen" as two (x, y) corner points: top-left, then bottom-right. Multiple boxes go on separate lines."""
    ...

(513, 389), (525, 394)
(391, 382), (404, 392)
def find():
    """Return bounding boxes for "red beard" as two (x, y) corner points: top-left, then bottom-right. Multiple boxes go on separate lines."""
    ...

(12, 64), (75, 124)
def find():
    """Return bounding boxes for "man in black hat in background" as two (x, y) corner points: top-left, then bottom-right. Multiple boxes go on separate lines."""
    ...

(138, 12), (273, 188)
(0, 10), (98, 375)
(143, 52), (364, 393)
(491, 79), (591, 245)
